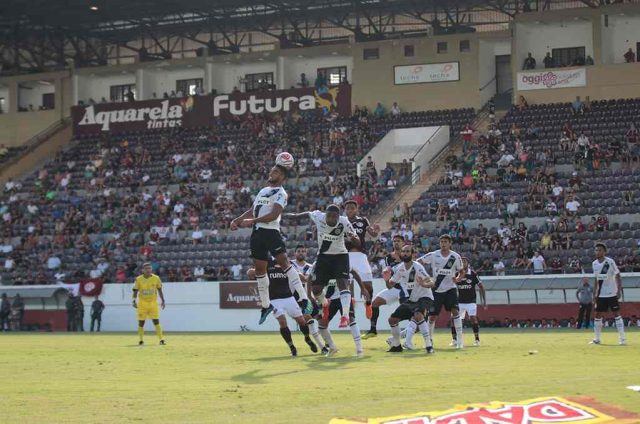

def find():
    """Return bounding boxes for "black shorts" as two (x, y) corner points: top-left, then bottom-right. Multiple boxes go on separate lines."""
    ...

(391, 298), (433, 321)
(312, 253), (350, 285)
(429, 288), (459, 316)
(250, 228), (287, 261)
(595, 297), (620, 313)
(327, 298), (355, 322)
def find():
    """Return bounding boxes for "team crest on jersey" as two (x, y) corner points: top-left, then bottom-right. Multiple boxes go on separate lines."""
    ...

(330, 397), (638, 424)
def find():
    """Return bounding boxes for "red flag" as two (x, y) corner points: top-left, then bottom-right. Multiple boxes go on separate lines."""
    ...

(79, 278), (103, 297)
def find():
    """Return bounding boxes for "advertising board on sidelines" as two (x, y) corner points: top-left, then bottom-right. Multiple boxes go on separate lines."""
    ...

(71, 84), (351, 134)
(394, 62), (460, 85)
(219, 282), (261, 309)
(517, 68), (586, 91)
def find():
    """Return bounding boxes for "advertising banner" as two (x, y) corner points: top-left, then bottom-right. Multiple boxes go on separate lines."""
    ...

(394, 62), (460, 85)
(517, 68), (587, 91)
(219, 282), (261, 309)
(71, 85), (351, 134)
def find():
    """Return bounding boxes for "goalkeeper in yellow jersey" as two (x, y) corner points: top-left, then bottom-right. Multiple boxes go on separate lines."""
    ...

(133, 263), (166, 345)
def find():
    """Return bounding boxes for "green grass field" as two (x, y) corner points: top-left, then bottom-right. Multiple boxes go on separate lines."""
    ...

(1, 329), (639, 423)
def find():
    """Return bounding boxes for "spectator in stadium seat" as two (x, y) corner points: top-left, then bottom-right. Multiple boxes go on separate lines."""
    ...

(505, 198), (519, 225)
(527, 250), (546, 274)
(390, 102), (401, 117)
(517, 95), (528, 111)
(543, 52), (554, 68)
(493, 257), (506, 276)
(571, 96), (584, 115)
(627, 123), (638, 144)
(549, 257), (563, 274)
(194, 265), (205, 282)
(624, 48), (636, 63)
(595, 212), (609, 231)
(374, 102), (385, 119)
(522, 52), (536, 70)
(565, 195), (580, 217)
(298, 73), (309, 88)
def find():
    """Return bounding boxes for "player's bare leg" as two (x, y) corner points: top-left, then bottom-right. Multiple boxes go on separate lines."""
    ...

(314, 284), (338, 356)
(275, 253), (308, 304)
(152, 318), (165, 345)
(365, 296), (386, 339)
(362, 280), (374, 319)
(276, 315), (297, 356)
(470, 315), (480, 346)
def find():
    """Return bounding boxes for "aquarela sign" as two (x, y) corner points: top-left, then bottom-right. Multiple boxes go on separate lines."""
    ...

(330, 397), (639, 424)
(71, 85), (351, 135)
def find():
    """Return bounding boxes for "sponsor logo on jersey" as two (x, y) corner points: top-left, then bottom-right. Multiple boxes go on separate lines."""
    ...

(330, 396), (637, 424)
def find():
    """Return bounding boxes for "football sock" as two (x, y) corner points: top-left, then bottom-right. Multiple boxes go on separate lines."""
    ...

(138, 326), (144, 342)
(453, 315), (463, 343)
(594, 318), (603, 342)
(390, 324), (401, 347)
(299, 324), (310, 337)
(417, 319), (432, 348)
(256, 274), (270, 308)
(154, 324), (163, 341)
(450, 323), (457, 340)
(285, 266), (308, 301)
(473, 323), (480, 340)
(307, 319), (324, 347)
(429, 320), (436, 340)
(339, 290), (352, 318)
(615, 316), (626, 340)
(280, 327), (293, 346)
(349, 321), (363, 352)
(370, 306), (379, 330)
(405, 320), (417, 345)
(319, 326), (336, 349)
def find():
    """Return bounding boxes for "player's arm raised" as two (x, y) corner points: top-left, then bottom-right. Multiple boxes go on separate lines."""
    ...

(231, 208), (253, 230)
(350, 269), (370, 302)
(241, 204), (284, 228)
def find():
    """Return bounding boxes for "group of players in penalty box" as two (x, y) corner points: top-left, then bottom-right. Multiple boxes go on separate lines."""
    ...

(133, 163), (627, 353)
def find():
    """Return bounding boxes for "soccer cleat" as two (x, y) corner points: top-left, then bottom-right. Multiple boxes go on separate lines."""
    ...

(619, 338), (627, 346)
(138, 341), (144, 346)
(426, 346), (435, 354)
(589, 339), (601, 345)
(290, 345), (298, 357)
(305, 336), (318, 353)
(402, 342), (415, 351)
(258, 305), (274, 325)
(339, 316), (349, 328)
(365, 303), (373, 319)
(159, 340), (166, 345)
(362, 330), (377, 339)
(356, 349), (364, 358)
(325, 347), (339, 357)
(387, 345), (403, 353)
(473, 339), (480, 347)
(449, 339), (457, 347)
(456, 342), (464, 350)
(321, 345), (329, 354)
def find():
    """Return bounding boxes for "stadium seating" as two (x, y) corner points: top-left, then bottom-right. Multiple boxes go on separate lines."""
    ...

(403, 98), (640, 275)
(0, 107), (474, 284)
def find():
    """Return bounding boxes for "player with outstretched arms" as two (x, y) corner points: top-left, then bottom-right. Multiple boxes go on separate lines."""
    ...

(285, 204), (359, 355)
(387, 245), (435, 354)
(418, 234), (464, 349)
(230, 164), (308, 325)
(590, 243), (626, 346)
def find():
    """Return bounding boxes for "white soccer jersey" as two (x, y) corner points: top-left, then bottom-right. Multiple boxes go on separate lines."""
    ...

(309, 210), (355, 255)
(291, 260), (313, 276)
(252, 186), (288, 230)
(390, 261), (433, 302)
(592, 256), (620, 298)
(419, 249), (463, 293)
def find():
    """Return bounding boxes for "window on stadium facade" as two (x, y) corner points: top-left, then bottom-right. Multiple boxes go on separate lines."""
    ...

(552, 46), (586, 67)
(317, 66), (347, 85)
(404, 45), (415, 57)
(363, 48), (379, 60)
(176, 78), (203, 96)
(110, 84), (135, 102)
(244, 72), (274, 92)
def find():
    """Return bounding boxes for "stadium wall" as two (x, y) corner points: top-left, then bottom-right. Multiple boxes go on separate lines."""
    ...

(72, 274), (640, 332)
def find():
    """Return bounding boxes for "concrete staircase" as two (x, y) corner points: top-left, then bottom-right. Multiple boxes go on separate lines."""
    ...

(372, 110), (495, 232)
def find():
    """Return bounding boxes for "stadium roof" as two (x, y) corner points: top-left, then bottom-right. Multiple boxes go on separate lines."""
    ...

(0, 0), (605, 75)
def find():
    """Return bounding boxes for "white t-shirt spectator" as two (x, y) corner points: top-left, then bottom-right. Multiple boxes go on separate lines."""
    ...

(493, 261), (506, 276)
(497, 153), (515, 167)
(97, 261), (109, 274)
(217, 182), (227, 192)
(192, 229), (203, 240)
(552, 185), (563, 197)
(172, 217), (182, 229)
(5, 181), (15, 191)
(391, 103), (401, 116)
(47, 256), (62, 270)
(27, 204), (39, 215)
(4, 258), (15, 270)
(0, 243), (13, 253)
(313, 158), (322, 168)
(231, 264), (243, 280)
(530, 255), (546, 273)
(200, 169), (212, 180)
(565, 200), (580, 212)
(448, 199), (459, 210)
(194, 266), (205, 281)
(506, 202), (519, 214)
(484, 189), (495, 201)
(577, 134), (589, 147)
(141, 174), (150, 183)
(174, 202), (185, 214)
(497, 226), (510, 238)
(142, 192), (153, 202)
(60, 175), (70, 188)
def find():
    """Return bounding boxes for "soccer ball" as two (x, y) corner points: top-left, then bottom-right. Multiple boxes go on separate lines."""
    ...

(275, 151), (295, 169)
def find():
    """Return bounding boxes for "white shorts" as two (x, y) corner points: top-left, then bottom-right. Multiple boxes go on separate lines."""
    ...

(271, 297), (302, 319)
(459, 303), (478, 318)
(375, 286), (401, 304)
(349, 252), (373, 282)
